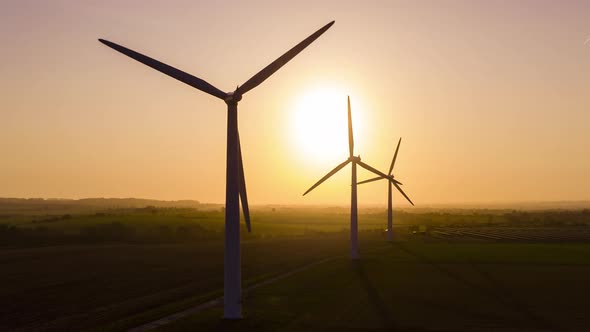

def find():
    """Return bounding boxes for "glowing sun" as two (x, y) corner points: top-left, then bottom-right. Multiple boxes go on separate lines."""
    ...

(289, 86), (365, 165)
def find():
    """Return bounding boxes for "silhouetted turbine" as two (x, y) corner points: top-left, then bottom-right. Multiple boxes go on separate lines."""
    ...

(303, 96), (388, 259)
(358, 138), (414, 241)
(98, 20), (334, 319)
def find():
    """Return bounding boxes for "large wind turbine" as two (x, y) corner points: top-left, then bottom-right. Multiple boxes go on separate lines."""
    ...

(303, 96), (391, 259)
(98, 21), (334, 319)
(358, 138), (414, 241)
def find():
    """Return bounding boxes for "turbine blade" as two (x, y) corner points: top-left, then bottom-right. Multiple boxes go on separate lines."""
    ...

(348, 96), (354, 157)
(356, 160), (388, 180)
(237, 132), (251, 232)
(237, 21), (335, 95)
(392, 178), (403, 186)
(303, 159), (350, 196)
(98, 39), (227, 100)
(393, 182), (414, 206)
(357, 176), (384, 185)
(389, 137), (402, 175)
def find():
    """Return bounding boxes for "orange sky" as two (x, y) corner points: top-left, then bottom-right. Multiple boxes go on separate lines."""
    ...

(1, 1), (589, 206)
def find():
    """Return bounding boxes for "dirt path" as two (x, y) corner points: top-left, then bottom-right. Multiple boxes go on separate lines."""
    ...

(127, 256), (338, 332)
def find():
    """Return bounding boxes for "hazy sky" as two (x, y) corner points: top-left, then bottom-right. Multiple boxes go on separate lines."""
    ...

(1, 1), (589, 206)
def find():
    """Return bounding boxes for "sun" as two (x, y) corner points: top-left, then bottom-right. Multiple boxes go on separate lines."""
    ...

(289, 85), (365, 165)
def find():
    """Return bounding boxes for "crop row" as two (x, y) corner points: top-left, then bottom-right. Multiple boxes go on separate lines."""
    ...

(432, 227), (590, 242)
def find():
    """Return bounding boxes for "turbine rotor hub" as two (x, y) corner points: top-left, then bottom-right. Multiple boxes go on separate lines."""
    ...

(225, 90), (242, 104)
(350, 156), (361, 162)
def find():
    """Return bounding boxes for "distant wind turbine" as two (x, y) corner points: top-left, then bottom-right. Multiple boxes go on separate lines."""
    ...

(358, 138), (414, 241)
(98, 20), (334, 319)
(303, 96), (390, 259)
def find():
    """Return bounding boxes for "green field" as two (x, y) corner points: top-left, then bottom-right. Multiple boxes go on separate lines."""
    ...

(1, 199), (589, 331)
(159, 241), (590, 332)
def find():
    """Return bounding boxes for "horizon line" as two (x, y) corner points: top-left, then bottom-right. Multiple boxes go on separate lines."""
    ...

(1, 196), (590, 209)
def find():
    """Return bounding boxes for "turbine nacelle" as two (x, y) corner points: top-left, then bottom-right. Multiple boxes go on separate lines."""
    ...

(225, 88), (243, 104)
(349, 155), (361, 162)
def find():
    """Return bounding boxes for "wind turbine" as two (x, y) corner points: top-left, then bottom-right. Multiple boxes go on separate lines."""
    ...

(303, 96), (391, 259)
(98, 21), (334, 319)
(358, 138), (414, 241)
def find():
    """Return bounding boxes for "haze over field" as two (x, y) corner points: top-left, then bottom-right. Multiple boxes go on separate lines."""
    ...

(1, 1), (589, 205)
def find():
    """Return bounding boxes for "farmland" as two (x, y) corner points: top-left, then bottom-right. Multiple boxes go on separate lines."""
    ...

(432, 227), (590, 242)
(159, 241), (590, 332)
(1, 198), (590, 331)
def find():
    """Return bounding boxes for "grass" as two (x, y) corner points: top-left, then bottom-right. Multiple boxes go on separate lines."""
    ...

(158, 241), (590, 332)
(1, 204), (589, 331)
(0, 235), (350, 331)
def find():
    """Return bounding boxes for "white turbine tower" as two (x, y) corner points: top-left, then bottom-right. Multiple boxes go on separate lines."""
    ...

(98, 21), (334, 319)
(358, 138), (414, 241)
(303, 96), (390, 259)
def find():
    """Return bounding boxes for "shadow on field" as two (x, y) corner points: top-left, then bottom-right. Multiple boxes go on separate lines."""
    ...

(352, 259), (397, 329)
(390, 242), (562, 332)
